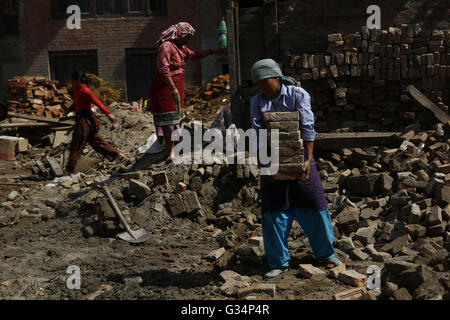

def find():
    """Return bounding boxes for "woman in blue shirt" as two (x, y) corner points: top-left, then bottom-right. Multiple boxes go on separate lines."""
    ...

(250, 59), (341, 278)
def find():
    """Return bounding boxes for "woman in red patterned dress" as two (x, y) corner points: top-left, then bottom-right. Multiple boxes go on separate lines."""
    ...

(149, 22), (222, 161)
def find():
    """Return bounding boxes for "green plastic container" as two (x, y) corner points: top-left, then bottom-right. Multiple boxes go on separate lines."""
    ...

(218, 18), (227, 49)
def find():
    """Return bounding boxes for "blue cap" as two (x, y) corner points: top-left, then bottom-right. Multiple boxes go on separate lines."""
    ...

(251, 58), (283, 84)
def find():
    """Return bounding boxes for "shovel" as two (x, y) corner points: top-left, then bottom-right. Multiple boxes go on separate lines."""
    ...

(102, 186), (150, 244)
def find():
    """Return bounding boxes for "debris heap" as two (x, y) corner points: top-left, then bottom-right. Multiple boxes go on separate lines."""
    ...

(7, 76), (72, 118)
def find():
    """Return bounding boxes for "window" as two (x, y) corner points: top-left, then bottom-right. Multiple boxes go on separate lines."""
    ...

(96, 0), (125, 15)
(49, 50), (98, 87)
(149, 0), (166, 16)
(51, 0), (91, 19)
(0, 0), (19, 36)
(129, 0), (142, 12)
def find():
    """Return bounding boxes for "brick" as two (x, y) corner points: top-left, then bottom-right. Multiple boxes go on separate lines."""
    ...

(121, 171), (144, 180)
(167, 194), (186, 216)
(128, 179), (151, 201)
(380, 234), (411, 255)
(328, 263), (346, 279)
(152, 171), (168, 186)
(403, 224), (426, 238)
(371, 252), (392, 262)
(298, 264), (327, 279)
(182, 190), (201, 213)
(248, 236), (264, 248)
(349, 248), (370, 261)
(263, 111), (299, 122)
(206, 247), (226, 262)
(337, 270), (367, 287)
(427, 206), (443, 226)
(219, 270), (250, 283)
(176, 182), (187, 194)
(334, 287), (367, 300)
(267, 121), (299, 131)
(353, 226), (376, 245)
(393, 287), (412, 300)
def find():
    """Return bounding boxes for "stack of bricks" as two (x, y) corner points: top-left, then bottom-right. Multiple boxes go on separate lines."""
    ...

(281, 24), (450, 133)
(263, 111), (305, 180)
(7, 76), (73, 118)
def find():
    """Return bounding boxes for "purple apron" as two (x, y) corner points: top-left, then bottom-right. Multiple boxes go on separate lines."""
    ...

(260, 156), (328, 213)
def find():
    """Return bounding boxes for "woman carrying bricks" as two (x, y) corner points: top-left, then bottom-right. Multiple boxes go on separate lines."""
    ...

(149, 22), (222, 161)
(63, 71), (124, 176)
(250, 59), (342, 278)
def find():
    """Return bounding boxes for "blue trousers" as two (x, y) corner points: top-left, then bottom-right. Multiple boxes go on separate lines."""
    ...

(262, 207), (336, 269)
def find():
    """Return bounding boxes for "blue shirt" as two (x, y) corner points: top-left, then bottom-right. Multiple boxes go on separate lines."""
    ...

(250, 84), (316, 141)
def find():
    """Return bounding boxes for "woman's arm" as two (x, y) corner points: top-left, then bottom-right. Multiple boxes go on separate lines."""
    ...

(62, 103), (75, 117)
(83, 90), (117, 123)
(184, 47), (222, 60)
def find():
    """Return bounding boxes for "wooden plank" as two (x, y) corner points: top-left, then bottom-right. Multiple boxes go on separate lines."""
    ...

(7, 111), (75, 126)
(314, 132), (402, 150)
(406, 85), (449, 123)
(0, 122), (52, 128)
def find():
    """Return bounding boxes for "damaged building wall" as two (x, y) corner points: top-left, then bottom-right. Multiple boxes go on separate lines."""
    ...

(6, 0), (222, 102)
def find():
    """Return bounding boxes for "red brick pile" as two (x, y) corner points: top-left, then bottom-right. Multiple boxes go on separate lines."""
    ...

(282, 24), (450, 133)
(7, 76), (72, 118)
(185, 74), (230, 104)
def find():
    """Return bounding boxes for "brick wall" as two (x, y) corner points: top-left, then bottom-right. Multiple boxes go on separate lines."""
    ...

(278, 0), (450, 54)
(17, 0), (218, 100)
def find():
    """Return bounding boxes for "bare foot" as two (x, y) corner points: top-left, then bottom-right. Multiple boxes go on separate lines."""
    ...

(115, 153), (125, 163)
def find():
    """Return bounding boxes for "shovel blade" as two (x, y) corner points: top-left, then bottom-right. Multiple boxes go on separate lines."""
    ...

(117, 229), (150, 244)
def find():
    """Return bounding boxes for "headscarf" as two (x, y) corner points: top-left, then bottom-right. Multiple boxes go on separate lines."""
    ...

(157, 22), (196, 46)
(251, 58), (283, 84)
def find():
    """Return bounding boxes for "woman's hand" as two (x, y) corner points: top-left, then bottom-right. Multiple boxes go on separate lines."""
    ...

(171, 87), (181, 111)
(107, 114), (118, 123)
(300, 160), (312, 181)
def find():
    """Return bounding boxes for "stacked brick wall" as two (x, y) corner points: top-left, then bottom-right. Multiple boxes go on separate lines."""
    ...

(281, 25), (450, 133)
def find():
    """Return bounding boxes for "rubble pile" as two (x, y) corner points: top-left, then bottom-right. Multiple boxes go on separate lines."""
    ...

(184, 74), (231, 124)
(7, 76), (72, 118)
(185, 74), (230, 103)
(281, 25), (450, 132)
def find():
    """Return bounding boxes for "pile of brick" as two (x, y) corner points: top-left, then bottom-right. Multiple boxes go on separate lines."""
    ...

(263, 111), (305, 180)
(185, 74), (230, 104)
(282, 25), (450, 133)
(7, 76), (72, 118)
